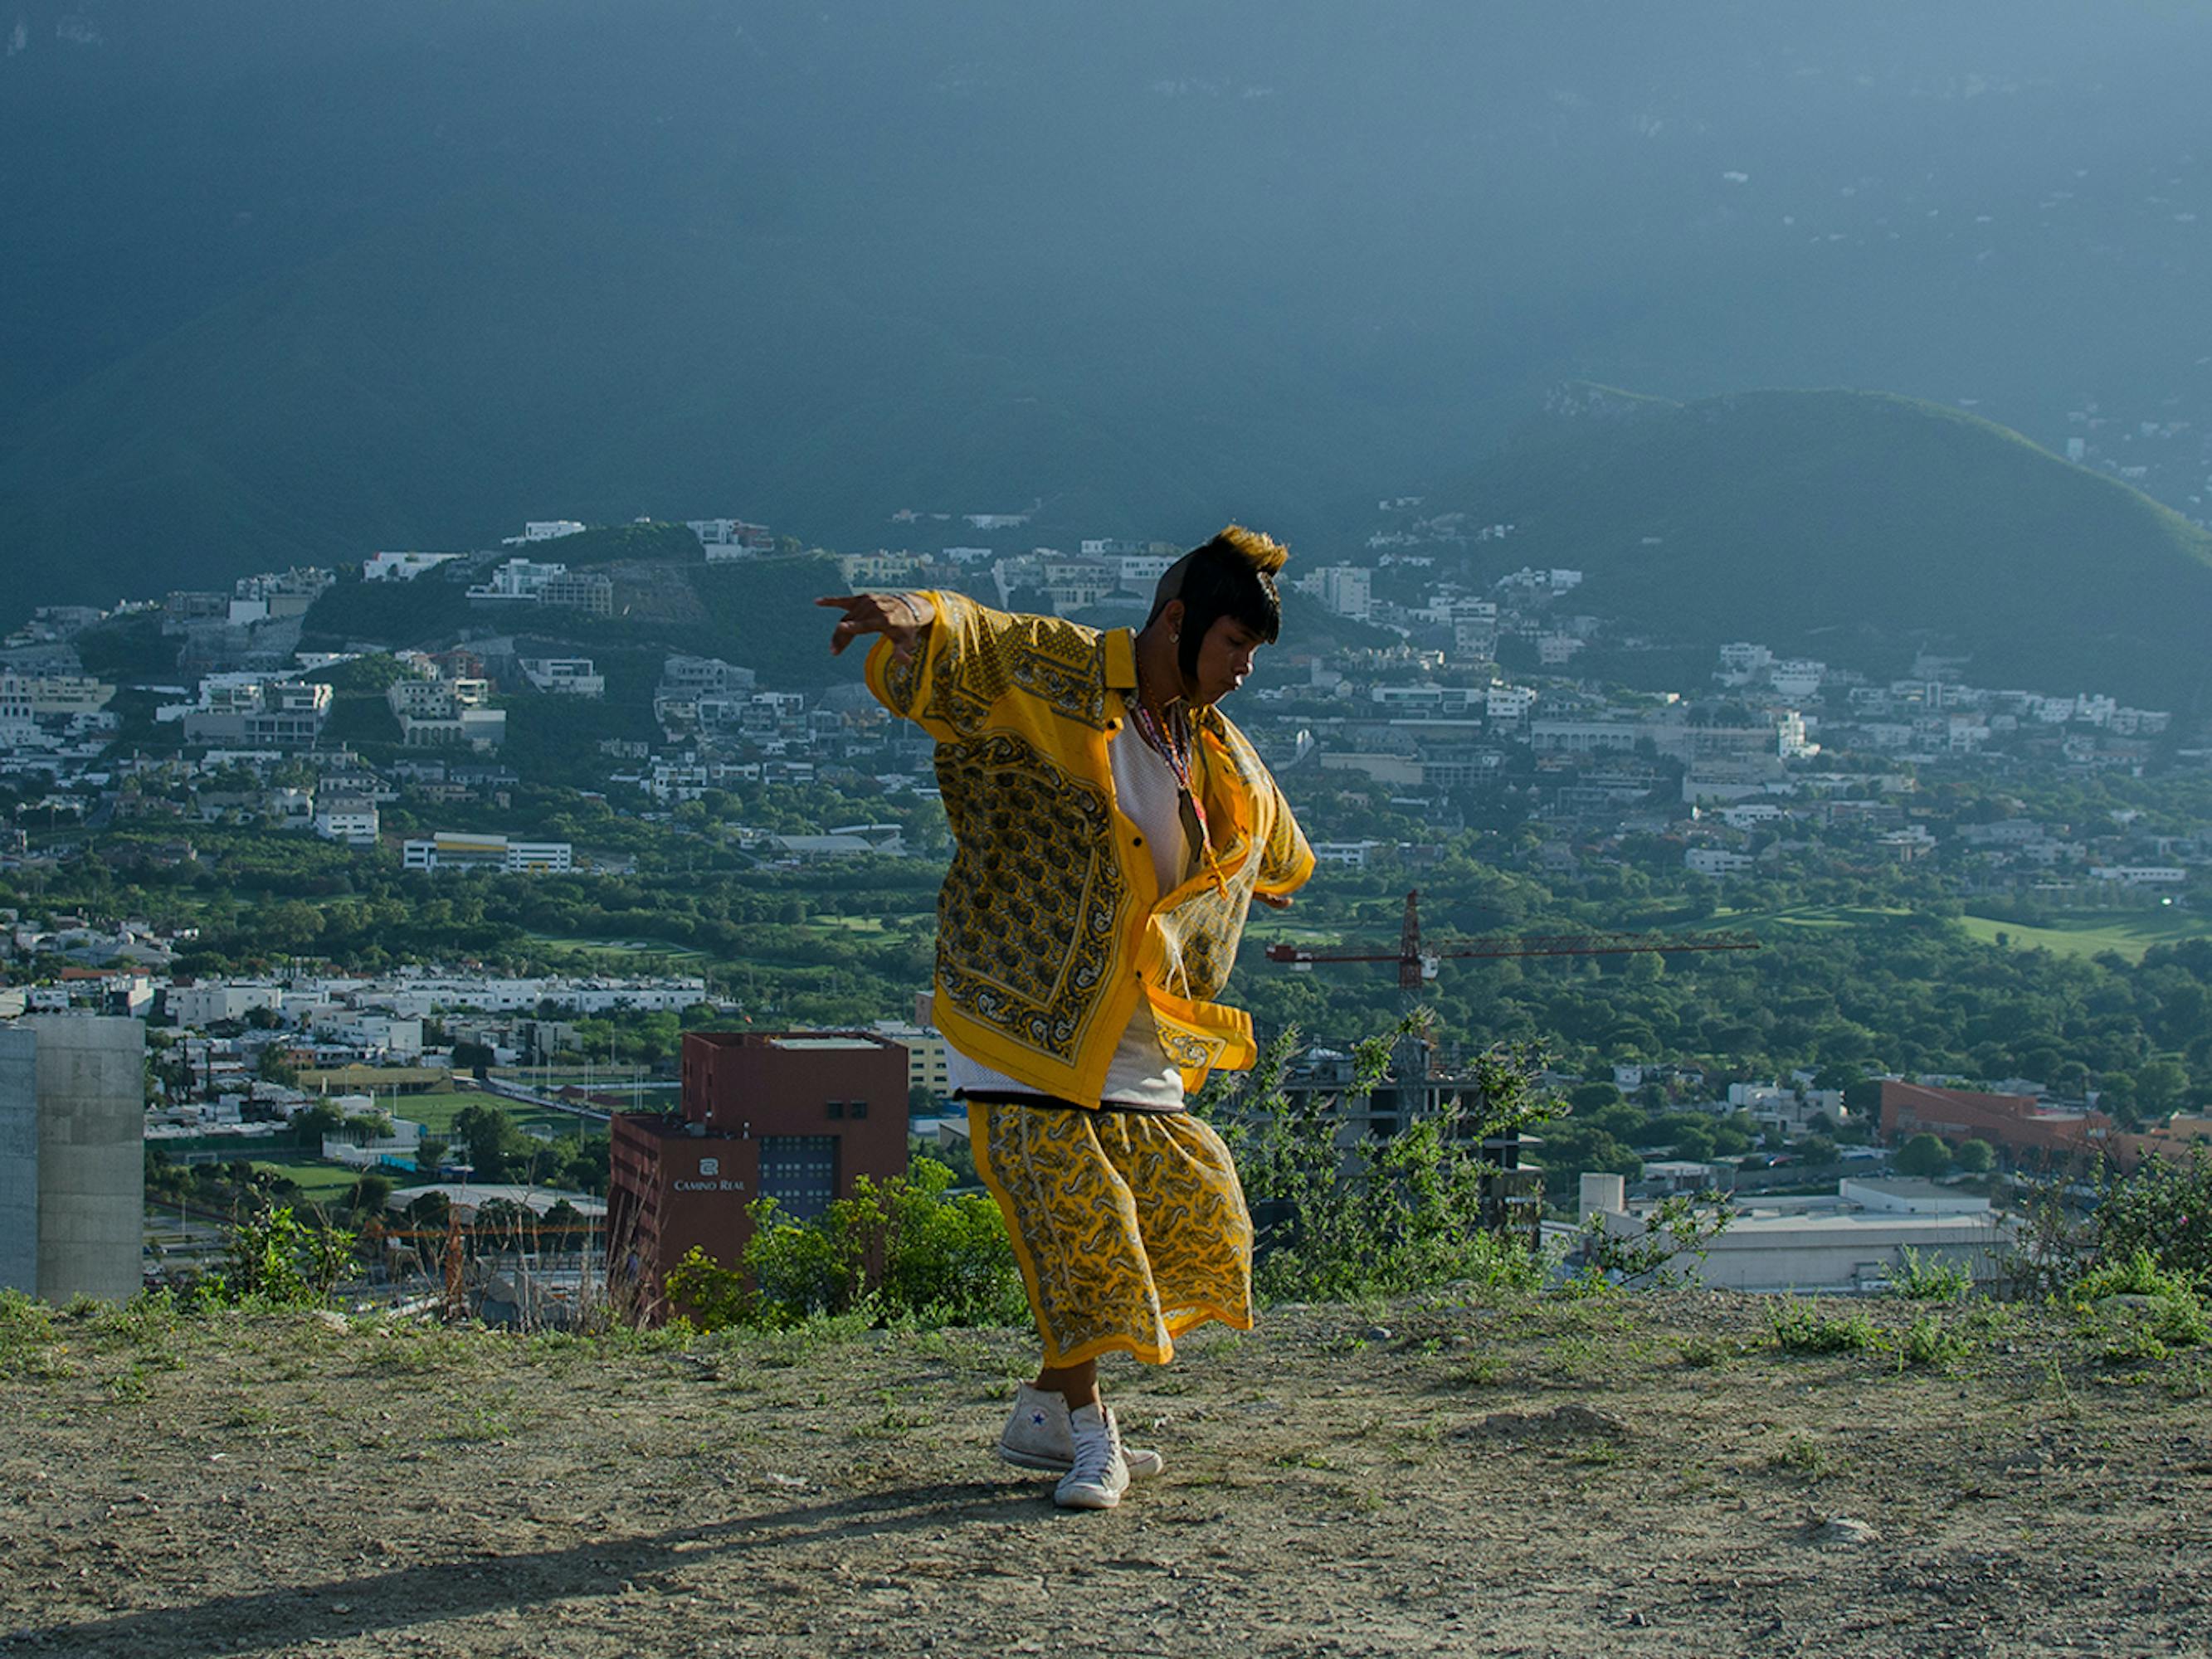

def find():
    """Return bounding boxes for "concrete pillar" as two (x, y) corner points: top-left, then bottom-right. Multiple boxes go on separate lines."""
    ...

(1579, 1171), (1626, 1219)
(0, 1016), (145, 1303)
(0, 1029), (37, 1294)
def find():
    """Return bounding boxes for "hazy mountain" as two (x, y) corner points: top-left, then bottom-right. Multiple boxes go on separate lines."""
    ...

(1427, 387), (2212, 711)
(3, 1), (2211, 616)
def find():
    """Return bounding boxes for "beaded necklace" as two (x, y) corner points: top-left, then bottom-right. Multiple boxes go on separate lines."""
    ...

(1129, 687), (1220, 887)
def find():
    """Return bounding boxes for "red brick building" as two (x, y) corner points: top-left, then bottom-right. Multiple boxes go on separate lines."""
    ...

(2107, 1115), (2212, 1174)
(607, 1031), (909, 1316)
(1878, 1080), (2115, 1167)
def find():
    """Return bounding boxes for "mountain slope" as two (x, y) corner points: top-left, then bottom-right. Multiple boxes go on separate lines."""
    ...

(1434, 389), (2212, 710)
(5, 2), (2212, 616)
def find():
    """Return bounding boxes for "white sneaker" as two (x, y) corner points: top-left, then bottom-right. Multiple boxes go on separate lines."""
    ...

(1054, 1402), (1130, 1511)
(996, 1384), (1164, 1479)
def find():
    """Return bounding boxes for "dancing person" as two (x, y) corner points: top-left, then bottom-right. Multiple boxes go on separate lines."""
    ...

(817, 526), (1313, 1509)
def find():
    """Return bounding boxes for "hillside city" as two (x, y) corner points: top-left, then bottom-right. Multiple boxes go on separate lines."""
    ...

(2, 508), (2209, 1302)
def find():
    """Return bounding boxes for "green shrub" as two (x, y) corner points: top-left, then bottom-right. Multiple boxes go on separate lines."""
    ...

(2102, 1325), (2172, 1366)
(2152, 1295), (2212, 1348)
(200, 1204), (356, 1309)
(1892, 1245), (1974, 1301)
(1576, 1191), (1734, 1291)
(0, 1290), (67, 1379)
(1898, 1313), (1974, 1371)
(1767, 1297), (1882, 1355)
(663, 1246), (755, 1331)
(2077, 1245), (2196, 1304)
(665, 1157), (1028, 1332)
(1199, 1019), (1560, 1303)
(2074, 1248), (2210, 1349)
(2000, 1149), (2212, 1301)
(2095, 1148), (2212, 1291)
(1458, 1228), (1555, 1294)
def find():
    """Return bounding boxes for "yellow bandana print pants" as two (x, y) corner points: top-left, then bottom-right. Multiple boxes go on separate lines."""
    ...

(968, 1100), (1255, 1367)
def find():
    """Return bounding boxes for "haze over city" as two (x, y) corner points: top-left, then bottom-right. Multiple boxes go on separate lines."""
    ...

(4, 7), (2212, 1657)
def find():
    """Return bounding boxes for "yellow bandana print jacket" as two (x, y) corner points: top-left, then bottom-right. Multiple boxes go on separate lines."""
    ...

(865, 591), (1315, 1108)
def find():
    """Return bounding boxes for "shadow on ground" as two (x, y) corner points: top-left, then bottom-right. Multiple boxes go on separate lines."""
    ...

(12, 1480), (1039, 1657)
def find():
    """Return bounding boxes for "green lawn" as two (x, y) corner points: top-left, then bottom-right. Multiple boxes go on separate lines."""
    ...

(1703, 898), (2205, 964)
(522, 932), (708, 961)
(250, 1160), (363, 1200)
(1711, 903), (1914, 933)
(1957, 909), (2210, 964)
(392, 1089), (600, 1137)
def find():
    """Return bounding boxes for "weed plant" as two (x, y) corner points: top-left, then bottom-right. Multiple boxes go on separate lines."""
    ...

(1892, 1246), (1974, 1301)
(1771, 1434), (1833, 1478)
(0, 1291), (69, 1379)
(2076, 1246), (2205, 1308)
(1898, 1314), (1975, 1372)
(1766, 1297), (1883, 1355)
(2072, 1248), (2211, 1365)
(1573, 1191), (1733, 1292)
(201, 1204), (357, 1309)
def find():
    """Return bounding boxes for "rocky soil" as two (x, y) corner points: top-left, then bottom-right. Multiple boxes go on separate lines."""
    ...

(2, 1290), (2208, 1658)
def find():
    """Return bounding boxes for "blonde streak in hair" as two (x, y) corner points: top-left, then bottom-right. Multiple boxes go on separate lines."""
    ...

(1217, 524), (1289, 576)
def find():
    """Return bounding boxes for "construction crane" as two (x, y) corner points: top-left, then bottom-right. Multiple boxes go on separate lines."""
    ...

(1264, 889), (1761, 990)
(1261, 892), (1761, 1245)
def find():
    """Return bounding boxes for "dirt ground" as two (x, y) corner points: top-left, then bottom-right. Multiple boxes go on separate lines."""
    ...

(2, 1291), (2208, 1659)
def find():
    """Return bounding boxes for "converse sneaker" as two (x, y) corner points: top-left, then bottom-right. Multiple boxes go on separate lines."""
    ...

(995, 1384), (1164, 1478)
(1053, 1402), (1130, 1511)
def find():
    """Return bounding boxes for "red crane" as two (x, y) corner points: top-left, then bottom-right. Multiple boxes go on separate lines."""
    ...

(1264, 890), (1761, 990)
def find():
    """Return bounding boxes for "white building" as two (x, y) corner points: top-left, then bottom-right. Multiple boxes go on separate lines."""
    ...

(363, 552), (462, 582)
(1685, 847), (1755, 878)
(465, 558), (568, 601)
(1716, 642), (1774, 684)
(645, 756), (712, 803)
(1717, 802), (1786, 830)
(402, 834), (572, 873)
(1297, 565), (1374, 621)
(1727, 1082), (1846, 1135)
(0, 674), (115, 720)
(519, 658), (606, 698)
(167, 981), (286, 1026)
(1112, 553), (1176, 593)
(1310, 840), (1389, 868)
(387, 674), (505, 750)
(688, 518), (773, 560)
(1038, 555), (1117, 612)
(1486, 684), (1537, 723)
(1769, 659), (1826, 700)
(313, 795), (381, 847)
(307, 1011), (425, 1058)
(182, 678), (331, 749)
(1495, 567), (1583, 595)
(1576, 1178), (2010, 1292)
(522, 521), (587, 542)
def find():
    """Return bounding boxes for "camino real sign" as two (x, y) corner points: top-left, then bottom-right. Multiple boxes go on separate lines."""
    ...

(672, 1154), (747, 1194)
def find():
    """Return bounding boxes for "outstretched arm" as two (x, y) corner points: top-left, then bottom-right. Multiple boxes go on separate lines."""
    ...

(816, 591), (938, 659)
